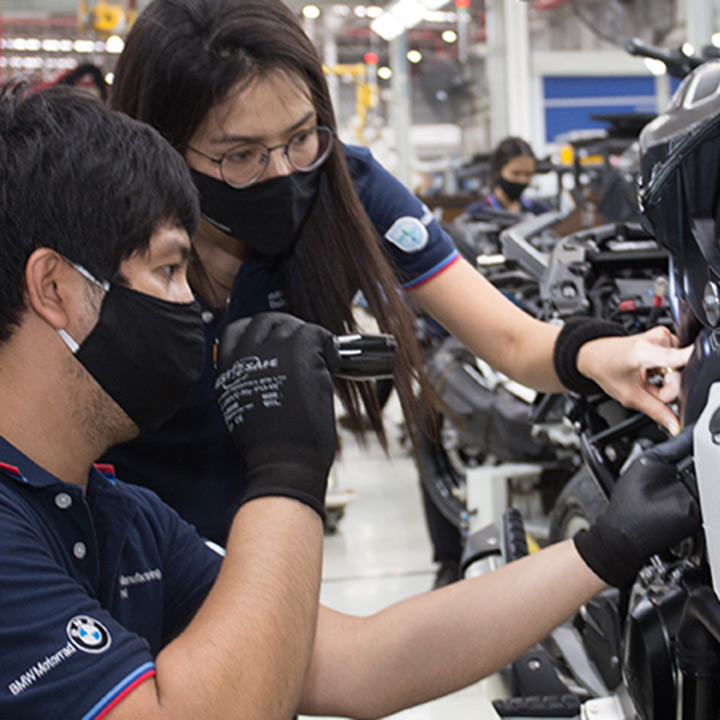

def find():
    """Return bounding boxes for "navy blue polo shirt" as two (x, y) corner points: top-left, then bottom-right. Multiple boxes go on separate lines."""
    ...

(346, 145), (460, 289)
(464, 192), (550, 218)
(0, 437), (222, 718)
(104, 144), (460, 543)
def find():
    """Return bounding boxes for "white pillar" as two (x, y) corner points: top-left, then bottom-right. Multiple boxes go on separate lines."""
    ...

(457, 5), (470, 64)
(687, 0), (715, 50)
(323, 12), (341, 121)
(485, 0), (508, 145)
(503, 0), (533, 140)
(390, 33), (412, 187)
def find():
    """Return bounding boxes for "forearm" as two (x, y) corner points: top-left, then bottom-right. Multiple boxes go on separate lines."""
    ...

(479, 311), (562, 392)
(300, 541), (604, 718)
(412, 258), (564, 392)
(114, 497), (324, 720)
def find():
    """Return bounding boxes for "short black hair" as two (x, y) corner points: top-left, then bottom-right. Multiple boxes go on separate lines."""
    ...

(490, 136), (536, 183)
(56, 63), (108, 101)
(0, 82), (199, 342)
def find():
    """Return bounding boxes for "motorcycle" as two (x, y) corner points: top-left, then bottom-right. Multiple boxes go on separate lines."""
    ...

(416, 209), (671, 543)
(463, 54), (720, 720)
(414, 209), (574, 537)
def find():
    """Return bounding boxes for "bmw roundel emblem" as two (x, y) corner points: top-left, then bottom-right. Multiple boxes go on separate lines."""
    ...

(66, 615), (112, 654)
(384, 216), (429, 254)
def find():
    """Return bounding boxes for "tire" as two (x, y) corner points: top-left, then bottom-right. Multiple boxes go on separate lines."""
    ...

(549, 466), (609, 543)
(414, 422), (466, 530)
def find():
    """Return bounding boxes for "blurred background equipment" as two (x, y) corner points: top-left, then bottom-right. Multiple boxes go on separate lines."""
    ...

(1, 0), (705, 188)
(77, 0), (137, 38)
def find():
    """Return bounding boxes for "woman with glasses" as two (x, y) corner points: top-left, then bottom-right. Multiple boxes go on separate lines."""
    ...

(107, 0), (690, 546)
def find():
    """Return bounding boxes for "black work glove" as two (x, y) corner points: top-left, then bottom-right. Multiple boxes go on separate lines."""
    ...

(574, 427), (700, 587)
(214, 312), (339, 519)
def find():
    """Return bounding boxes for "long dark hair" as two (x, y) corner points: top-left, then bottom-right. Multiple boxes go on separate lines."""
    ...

(110, 0), (437, 446)
(490, 136), (536, 184)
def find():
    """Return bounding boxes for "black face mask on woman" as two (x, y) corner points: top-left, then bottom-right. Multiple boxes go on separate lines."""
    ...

(497, 176), (529, 202)
(58, 262), (206, 432)
(190, 167), (323, 257)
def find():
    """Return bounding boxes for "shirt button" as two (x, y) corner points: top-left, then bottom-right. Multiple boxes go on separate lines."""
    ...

(55, 493), (73, 510)
(73, 542), (87, 560)
(201, 310), (214, 324)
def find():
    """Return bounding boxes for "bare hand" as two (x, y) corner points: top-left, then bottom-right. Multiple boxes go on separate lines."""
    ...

(576, 326), (692, 435)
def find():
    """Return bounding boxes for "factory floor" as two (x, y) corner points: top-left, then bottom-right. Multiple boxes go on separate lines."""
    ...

(300, 394), (501, 720)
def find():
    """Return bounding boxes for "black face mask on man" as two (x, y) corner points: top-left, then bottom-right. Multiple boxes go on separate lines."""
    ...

(57, 261), (206, 432)
(190, 167), (323, 257)
(497, 175), (529, 202)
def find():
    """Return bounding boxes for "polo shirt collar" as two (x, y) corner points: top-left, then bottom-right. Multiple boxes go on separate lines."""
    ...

(0, 435), (114, 490)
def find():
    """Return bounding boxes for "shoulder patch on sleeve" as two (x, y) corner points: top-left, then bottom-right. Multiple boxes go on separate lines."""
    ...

(384, 216), (430, 254)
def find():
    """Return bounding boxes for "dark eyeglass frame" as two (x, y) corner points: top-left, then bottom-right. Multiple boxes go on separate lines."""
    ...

(187, 125), (334, 189)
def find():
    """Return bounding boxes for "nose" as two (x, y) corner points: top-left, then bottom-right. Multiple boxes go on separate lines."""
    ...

(261, 146), (295, 180)
(177, 275), (195, 303)
(169, 268), (195, 304)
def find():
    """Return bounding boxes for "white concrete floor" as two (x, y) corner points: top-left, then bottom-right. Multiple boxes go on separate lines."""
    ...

(299, 395), (501, 720)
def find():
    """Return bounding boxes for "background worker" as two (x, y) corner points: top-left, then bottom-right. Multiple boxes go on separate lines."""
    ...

(464, 136), (550, 218)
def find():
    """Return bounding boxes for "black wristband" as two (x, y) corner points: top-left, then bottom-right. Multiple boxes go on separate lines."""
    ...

(553, 318), (627, 395)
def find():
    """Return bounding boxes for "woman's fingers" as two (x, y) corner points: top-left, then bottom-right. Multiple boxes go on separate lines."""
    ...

(625, 382), (682, 435)
(639, 341), (693, 371)
(650, 369), (683, 404)
(579, 330), (692, 435)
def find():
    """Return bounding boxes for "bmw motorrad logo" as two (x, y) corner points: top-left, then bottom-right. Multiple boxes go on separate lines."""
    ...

(66, 615), (112, 654)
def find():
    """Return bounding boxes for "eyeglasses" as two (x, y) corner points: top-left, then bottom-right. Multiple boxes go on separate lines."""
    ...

(187, 126), (334, 189)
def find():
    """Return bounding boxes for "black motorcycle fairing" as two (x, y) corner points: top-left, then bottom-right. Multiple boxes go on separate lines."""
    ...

(675, 586), (720, 719)
(426, 338), (556, 463)
(668, 255), (703, 347)
(578, 590), (624, 691)
(640, 63), (720, 341)
(623, 581), (689, 720)
(680, 327), (720, 426)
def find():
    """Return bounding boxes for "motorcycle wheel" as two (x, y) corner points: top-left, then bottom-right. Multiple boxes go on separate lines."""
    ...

(549, 466), (608, 543)
(414, 420), (468, 530)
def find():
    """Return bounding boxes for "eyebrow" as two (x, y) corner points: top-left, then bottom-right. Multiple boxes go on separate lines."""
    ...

(209, 111), (316, 146)
(154, 237), (191, 264)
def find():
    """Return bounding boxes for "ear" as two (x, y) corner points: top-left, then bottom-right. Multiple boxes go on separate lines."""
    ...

(24, 248), (75, 331)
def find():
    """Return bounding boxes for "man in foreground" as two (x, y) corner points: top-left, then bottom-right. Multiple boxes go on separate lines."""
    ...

(0, 84), (699, 719)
